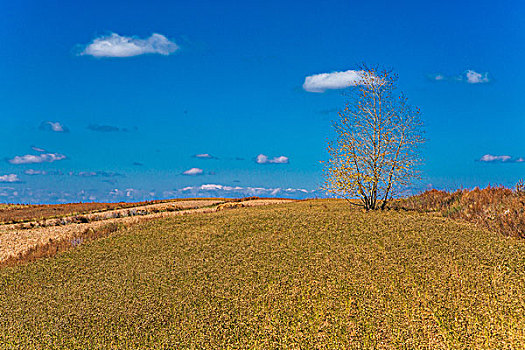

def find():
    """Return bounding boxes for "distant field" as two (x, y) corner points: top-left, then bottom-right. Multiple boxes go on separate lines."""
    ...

(1, 200), (525, 348)
(0, 198), (229, 224)
(0, 198), (289, 265)
(0, 201), (157, 224)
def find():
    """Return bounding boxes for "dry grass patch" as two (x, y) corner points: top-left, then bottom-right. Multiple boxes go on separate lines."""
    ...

(393, 186), (525, 238)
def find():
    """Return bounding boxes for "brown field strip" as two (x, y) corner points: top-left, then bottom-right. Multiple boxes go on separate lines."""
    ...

(0, 198), (293, 266)
(0, 198), (233, 224)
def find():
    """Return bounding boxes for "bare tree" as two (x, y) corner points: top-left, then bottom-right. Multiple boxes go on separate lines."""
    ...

(323, 64), (424, 210)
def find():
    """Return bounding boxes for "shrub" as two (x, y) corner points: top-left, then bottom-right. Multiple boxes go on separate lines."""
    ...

(393, 185), (525, 238)
(75, 215), (90, 224)
(217, 202), (245, 211)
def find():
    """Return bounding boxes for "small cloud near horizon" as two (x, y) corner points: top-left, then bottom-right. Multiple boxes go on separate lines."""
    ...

(24, 169), (63, 176)
(80, 33), (179, 58)
(194, 153), (217, 159)
(174, 183), (315, 198)
(256, 154), (289, 164)
(182, 167), (204, 176)
(8, 153), (66, 165)
(0, 174), (20, 183)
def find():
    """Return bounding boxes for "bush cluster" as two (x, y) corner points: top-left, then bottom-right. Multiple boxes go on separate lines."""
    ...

(393, 184), (525, 238)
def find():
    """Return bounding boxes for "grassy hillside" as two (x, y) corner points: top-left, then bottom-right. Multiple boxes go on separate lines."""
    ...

(1, 200), (525, 349)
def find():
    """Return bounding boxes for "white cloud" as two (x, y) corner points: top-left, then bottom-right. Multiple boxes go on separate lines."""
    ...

(430, 70), (490, 84)
(194, 153), (215, 159)
(284, 187), (309, 193)
(303, 70), (367, 93)
(256, 154), (268, 163)
(0, 174), (20, 183)
(256, 154), (289, 164)
(24, 169), (63, 176)
(177, 183), (316, 198)
(465, 70), (490, 84)
(200, 184), (223, 190)
(108, 188), (156, 201)
(433, 74), (445, 81)
(182, 167), (204, 176)
(24, 169), (46, 175)
(49, 122), (64, 132)
(31, 146), (46, 152)
(80, 33), (179, 58)
(8, 153), (66, 165)
(479, 154), (512, 162)
(125, 188), (138, 198)
(478, 154), (525, 163)
(39, 121), (68, 132)
(70, 171), (124, 178)
(270, 156), (289, 164)
(0, 186), (17, 198)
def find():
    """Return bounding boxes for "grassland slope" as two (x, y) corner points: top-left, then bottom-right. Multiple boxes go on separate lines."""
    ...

(1, 200), (525, 349)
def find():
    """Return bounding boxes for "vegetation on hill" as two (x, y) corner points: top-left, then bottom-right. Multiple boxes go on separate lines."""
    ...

(1, 200), (524, 348)
(323, 64), (424, 210)
(393, 185), (525, 238)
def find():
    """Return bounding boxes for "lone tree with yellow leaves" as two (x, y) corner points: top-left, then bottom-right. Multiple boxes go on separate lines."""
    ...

(323, 64), (424, 210)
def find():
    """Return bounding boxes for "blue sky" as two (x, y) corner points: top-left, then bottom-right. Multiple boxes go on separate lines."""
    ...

(1, 0), (524, 203)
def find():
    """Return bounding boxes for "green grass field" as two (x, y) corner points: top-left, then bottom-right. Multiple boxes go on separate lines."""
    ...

(1, 200), (525, 349)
